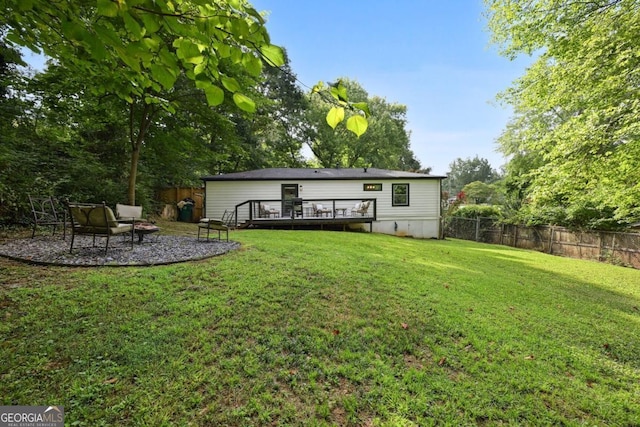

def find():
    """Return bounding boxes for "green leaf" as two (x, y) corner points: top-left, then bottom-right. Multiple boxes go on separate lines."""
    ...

(330, 82), (348, 102)
(233, 93), (256, 113)
(123, 12), (143, 40)
(61, 20), (87, 41)
(215, 43), (231, 58)
(203, 84), (225, 106)
(193, 60), (207, 76)
(140, 13), (161, 34)
(175, 39), (201, 60)
(141, 37), (160, 53)
(18, 0), (33, 11)
(221, 76), (241, 93)
(312, 81), (325, 93)
(97, 0), (119, 17)
(158, 47), (178, 70)
(259, 44), (285, 67)
(242, 54), (262, 76)
(86, 36), (107, 61)
(346, 115), (369, 137)
(326, 107), (345, 129)
(150, 64), (177, 90)
(185, 55), (204, 65)
(94, 24), (123, 49)
(351, 102), (371, 118)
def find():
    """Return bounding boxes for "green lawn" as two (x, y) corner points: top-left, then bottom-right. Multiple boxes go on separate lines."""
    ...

(1, 227), (639, 426)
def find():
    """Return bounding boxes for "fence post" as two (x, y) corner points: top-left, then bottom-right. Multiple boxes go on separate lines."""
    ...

(548, 226), (554, 254)
(475, 217), (480, 242)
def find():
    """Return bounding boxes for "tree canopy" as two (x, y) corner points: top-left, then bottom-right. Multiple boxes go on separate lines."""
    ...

(485, 0), (640, 229)
(305, 79), (420, 170)
(446, 156), (500, 196)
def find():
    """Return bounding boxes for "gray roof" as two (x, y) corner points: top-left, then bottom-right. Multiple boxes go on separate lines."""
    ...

(201, 168), (446, 181)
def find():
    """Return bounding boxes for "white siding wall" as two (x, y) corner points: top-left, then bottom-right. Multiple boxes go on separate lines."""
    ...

(205, 178), (442, 238)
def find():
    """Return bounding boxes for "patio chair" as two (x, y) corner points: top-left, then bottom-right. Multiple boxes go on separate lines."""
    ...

(351, 200), (371, 216)
(115, 203), (145, 223)
(312, 203), (332, 217)
(66, 201), (134, 254)
(259, 203), (280, 218)
(197, 218), (229, 241)
(28, 195), (67, 239)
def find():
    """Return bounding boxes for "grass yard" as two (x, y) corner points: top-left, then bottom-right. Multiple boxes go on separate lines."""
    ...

(1, 225), (639, 426)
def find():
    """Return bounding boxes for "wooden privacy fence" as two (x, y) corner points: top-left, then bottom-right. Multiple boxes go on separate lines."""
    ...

(445, 217), (640, 269)
(156, 187), (204, 222)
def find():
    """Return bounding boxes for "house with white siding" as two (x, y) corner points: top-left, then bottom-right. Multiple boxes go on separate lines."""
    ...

(201, 168), (445, 239)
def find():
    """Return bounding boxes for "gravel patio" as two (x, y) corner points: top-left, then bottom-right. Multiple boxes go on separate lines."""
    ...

(0, 234), (239, 266)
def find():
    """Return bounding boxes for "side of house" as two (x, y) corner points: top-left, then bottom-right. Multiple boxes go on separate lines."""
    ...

(201, 168), (444, 239)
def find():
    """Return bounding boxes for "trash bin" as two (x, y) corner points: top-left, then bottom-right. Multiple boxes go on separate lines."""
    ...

(178, 204), (193, 222)
(177, 198), (195, 222)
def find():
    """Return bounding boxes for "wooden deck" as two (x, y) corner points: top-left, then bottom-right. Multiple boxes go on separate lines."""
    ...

(241, 215), (374, 231)
(234, 199), (376, 231)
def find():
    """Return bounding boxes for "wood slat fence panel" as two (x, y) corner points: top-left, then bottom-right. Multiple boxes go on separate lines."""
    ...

(156, 187), (204, 222)
(445, 217), (640, 269)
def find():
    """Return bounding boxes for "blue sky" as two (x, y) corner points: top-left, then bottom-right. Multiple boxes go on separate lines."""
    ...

(251, 0), (533, 175)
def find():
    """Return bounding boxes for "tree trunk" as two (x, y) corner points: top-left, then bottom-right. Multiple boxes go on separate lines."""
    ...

(128, 145), (141, 205)
(127, 101), (153, 205)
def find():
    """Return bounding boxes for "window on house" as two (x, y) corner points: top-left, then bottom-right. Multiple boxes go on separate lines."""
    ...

(392, 183), (409, 206)
(363, 183), (382, 191)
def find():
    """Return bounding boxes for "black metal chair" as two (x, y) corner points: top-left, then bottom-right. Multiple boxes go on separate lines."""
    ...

(197, 218), (229, 242)
(28, 195), (67, 239)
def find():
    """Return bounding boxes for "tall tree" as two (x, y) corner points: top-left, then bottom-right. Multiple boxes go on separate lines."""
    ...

(4, 0), (285, 204)
(486, 0), (640, 228)
(305, 78), (420, 170)
(446, 156), (500, 195)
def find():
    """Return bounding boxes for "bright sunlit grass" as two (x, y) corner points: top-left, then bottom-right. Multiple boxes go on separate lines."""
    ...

(1, 227), (639, 426)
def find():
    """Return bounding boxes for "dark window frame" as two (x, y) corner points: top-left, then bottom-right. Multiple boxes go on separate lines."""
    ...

(392, 183), (410, 206)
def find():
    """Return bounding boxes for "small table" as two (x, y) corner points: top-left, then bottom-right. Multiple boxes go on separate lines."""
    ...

(334, 208), (347, 217)
(134, 223), (160, 243)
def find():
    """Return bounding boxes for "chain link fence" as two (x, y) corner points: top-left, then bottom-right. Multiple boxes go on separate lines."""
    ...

(445, 216), (640, 269)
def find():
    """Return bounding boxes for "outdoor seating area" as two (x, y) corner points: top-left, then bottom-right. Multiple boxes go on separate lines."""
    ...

(17, 196), (237, 263)
(259, 203), (280, 218)
(66, 201), (135, 254)
(232, 198), (376, 232)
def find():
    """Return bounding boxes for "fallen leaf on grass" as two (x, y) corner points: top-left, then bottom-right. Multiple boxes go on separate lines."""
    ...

(103, 378), (118, 384)
(438, 357), (446, 366)
(332, 329), (340, 336)
(401, 323), (409, 329)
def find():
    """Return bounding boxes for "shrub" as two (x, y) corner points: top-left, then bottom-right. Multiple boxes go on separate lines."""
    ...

(451, 205), (502, 219)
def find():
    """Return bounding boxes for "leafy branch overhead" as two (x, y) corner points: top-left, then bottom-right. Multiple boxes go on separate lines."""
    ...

(4, 0), (285, 113)
(312, 80), (370, 138)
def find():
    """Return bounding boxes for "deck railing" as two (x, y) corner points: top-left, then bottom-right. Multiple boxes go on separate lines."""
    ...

(234, 198), (376, 228)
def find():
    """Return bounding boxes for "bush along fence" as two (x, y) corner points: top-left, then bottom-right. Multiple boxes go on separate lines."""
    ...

(445, 217), (640, 269)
